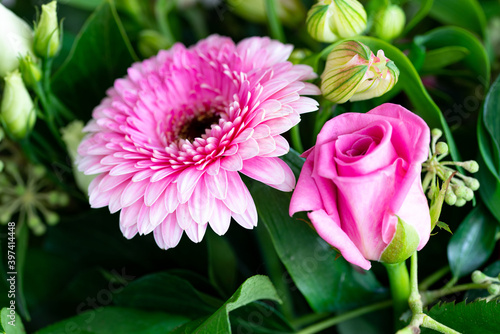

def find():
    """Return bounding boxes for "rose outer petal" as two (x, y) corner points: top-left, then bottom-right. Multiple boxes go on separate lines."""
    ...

(308, 209), (371, 270)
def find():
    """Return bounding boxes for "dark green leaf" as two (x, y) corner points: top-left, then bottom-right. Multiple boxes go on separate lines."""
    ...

(1, 308), (25, 334)
(403, 0), (434, 35)
(447, 205), (499, 279)
(62, 0), (102, 11)
(421, 46), (470, 73)
(248, 151), (386, 313)
(15, 222), (29, 321)
(230, 301), (294, 334)
(421, 300), (500, 334)
(113, 272), (221, 319)
(189, 275), (281, 333)
(354, 36), (461, 162)
(415, 26), (491, 85)
(35, 306), (189, 334)
(483, 74), (500, 170)
(477, 154), (500, 223)
(429, 0), (487, 38)
(52, 0), (138, 120)
(207, 232), (237, 298)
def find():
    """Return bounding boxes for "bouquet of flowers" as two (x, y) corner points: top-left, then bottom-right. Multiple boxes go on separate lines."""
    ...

(0, 0), (499, 333)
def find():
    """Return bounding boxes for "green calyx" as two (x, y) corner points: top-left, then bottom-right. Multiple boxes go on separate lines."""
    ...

(380, 216), (420, 264)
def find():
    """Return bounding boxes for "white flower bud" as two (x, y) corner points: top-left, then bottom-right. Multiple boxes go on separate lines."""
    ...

(464, 177), (480, 191)
(1, 70), (36, 139)
(34, 1), (60, 58)
(61, 121), (96, 194)
(0, 3), (35, 77)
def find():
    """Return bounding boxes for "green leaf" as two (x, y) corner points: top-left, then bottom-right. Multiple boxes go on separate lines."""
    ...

(403, 0), (434, 35)
(35, 306), (189, 334)
(415, 26), (491, 85)
(447, 205), (499, 279)
(186, 275), (281, 333)
(421, 300), (500, 334)
(477, 154), (500, 223)
(353, 36), (461, 162)
(429, 0), (487, 38)
(247, 151), (386, 313)
(113, 272), (221, 319)
(0, 308), (25, 334)
(421, 46), (470, 72)
(62, 0), (103, 11)
(15, 222), (29, 321)
(52, 0), (138, 120)
(483, 74), (500, 170)
(380, 217), (420, 264)
(207, 232), (237, 298)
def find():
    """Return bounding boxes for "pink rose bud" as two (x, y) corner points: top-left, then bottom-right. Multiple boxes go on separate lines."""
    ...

(290, 104), (431, 270)
(321, 40), (399, 104)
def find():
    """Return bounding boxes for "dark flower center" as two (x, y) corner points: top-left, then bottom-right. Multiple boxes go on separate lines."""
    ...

(178, 112), (221, 141)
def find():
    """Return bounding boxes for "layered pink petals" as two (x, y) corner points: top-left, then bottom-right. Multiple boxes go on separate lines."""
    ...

(290, 103), (430, 269)
(78, 35), (320, 249)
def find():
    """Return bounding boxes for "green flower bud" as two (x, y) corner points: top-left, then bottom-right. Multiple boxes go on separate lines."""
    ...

(463, 187), (474, 201)
(471, 270), (487, 283)
(462, 160), (479, 173)
(18, 55), (42, 88)
(138, 30), (172, 58)
(452, 184), (467, 198)
(1, 70), (36, 139)
(307, 0), (367, 42)
(373, 5), (406, 41)
(487, 284), (500, 296)
(455, 198), (466, 207)
(444, 186), (457, 206)
(435, 142), (449, 155)
(0, 212), (11, 224)
(228, 0), (306, 27)
(321, 40), (399, 103)
(431, 128), (443, 139)
(464, 177), (480, 191)
(61, 121), (96, 194)
(0, 3), (35, 78)
(34, 1), (60, 58)
(45, 211), (59, 226)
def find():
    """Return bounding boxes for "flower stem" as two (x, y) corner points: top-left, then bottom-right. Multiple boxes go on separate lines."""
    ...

(265, 0), (285, 43)
(295, 300), (392, 334)
(290, 125), (304, 153)
(419, 266), (450, 291)
(421, 282), (490, 306)
(383, 261), (410, 329)
(397, 252), (462, 334)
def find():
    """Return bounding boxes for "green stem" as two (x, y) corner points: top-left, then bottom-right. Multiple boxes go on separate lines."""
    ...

(397, 252), (462, 334)
(384, 261), (411, 329)
(421, 282), (490, 306)
(419, 266), (450, 291)
(290, 125), (304, 153)
(295, 300), (392, 334)
(422, 315), (461, 334)
(265, 0), (285, 43)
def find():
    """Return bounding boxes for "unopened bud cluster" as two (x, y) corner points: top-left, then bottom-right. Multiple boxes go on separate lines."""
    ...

(471, 270), (500, 302)
(0, 161), (69, 235)
(422, 129), (480, 208)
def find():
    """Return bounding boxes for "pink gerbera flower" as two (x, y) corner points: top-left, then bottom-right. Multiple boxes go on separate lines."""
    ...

(78, 35), (320, 248)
